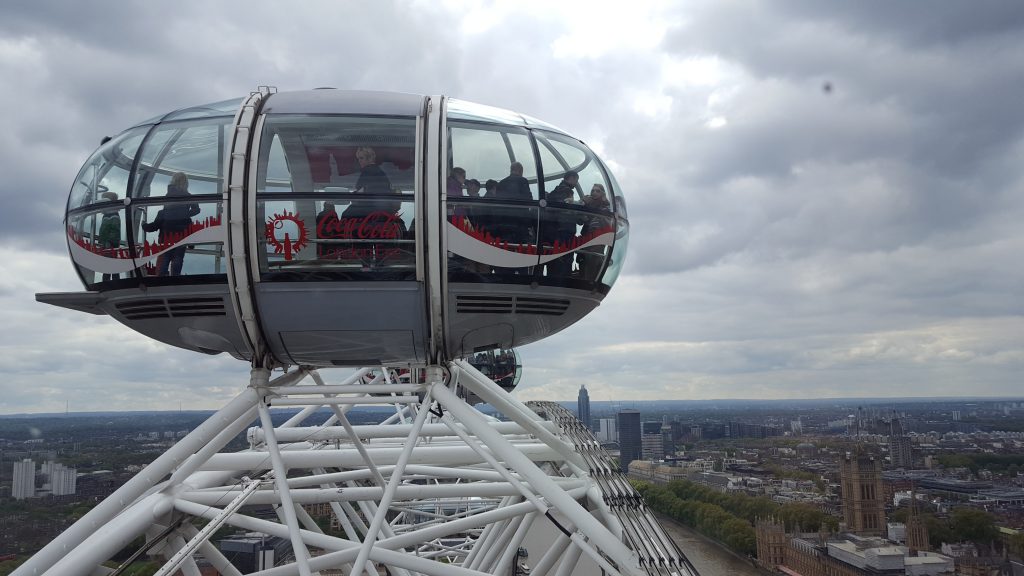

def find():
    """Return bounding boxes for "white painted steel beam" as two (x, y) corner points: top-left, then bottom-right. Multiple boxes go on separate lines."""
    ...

(272, 383), (425, 395)
(154, 477), (263, 576)
(13, 387), (261, 576)
(432, 381), (643, 576)
(267, 396), (421, 406)
(46, 493), (173, 576)
(250, 420), (553, 443)
(257, 399), (314, 576)
(349, 385), (434, 575)
(181, 478), (586, 505)
(453, 360), (586, 469)
(174, 499), (493, 576)
(198, 443), (560, 470)
(16, 364), (697, 576)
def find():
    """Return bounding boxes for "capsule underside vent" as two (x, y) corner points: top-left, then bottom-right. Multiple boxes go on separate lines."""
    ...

(115, 297), (227, 320)
(456, 295), (570, 316)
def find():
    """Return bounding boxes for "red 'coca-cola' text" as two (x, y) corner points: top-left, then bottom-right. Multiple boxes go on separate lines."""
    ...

(317, 211), (403, 240)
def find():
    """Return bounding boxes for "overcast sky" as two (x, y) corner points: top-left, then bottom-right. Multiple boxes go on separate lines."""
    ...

(1, 0), (1021, 413)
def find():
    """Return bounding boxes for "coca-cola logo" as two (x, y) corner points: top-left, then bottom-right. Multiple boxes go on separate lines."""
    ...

(315, 210), (405, 262)
(265, 210), (309, 261)
(317, 211), (403, 240)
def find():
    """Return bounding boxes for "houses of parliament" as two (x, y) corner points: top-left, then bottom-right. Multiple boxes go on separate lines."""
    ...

(756, 447), (943, 576)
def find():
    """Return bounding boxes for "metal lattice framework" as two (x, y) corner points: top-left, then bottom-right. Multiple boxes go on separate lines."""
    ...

(14, 361), (698, 576)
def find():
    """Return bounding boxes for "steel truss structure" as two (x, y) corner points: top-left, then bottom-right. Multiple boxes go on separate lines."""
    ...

(14, 361), (698, 576)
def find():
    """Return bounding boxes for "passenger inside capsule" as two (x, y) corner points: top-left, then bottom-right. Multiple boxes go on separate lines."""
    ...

(141, 172), (199, 277)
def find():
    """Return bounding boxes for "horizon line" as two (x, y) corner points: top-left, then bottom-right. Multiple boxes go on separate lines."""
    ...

(4, 394), (1023, 418)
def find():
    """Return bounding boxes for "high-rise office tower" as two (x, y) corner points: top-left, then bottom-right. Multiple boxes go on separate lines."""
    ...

(641, 434), (664, 461)
(889, 415), (913, 469)
(670, 420), (683, 441)
(577, 385), (591, 430)
(597, 418), (617, 443)
(13, 458), (36, 500)
(617, 409), (641, 473)
(640, 421), (662, 459)
(840, 447), (886, 536)
(661, 417), (674, 457)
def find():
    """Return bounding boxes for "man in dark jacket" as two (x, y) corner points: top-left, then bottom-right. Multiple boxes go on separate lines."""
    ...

(496, 162), (531, 200)
(542, 171), (579, 277)
(494, 162), (534, 248)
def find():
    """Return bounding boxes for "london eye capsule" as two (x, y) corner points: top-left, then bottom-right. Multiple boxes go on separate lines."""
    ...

(467, 347), (522, 393)
(39, 89), (629, 367)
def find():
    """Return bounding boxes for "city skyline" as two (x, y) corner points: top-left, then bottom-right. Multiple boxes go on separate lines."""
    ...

(7, 391), (1021, 573)
(4, 394), (1024, 418)
(2, 1), (1023, 413)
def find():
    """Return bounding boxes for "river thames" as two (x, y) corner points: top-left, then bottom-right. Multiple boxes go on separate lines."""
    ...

(658, 515), (771, 576)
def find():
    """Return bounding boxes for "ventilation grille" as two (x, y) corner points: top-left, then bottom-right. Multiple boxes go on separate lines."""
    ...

(456, 295), (570, 316)
(115, 297), (226, 320)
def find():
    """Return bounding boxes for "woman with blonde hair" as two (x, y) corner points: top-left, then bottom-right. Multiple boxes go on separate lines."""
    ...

(343, 146), (397, 219)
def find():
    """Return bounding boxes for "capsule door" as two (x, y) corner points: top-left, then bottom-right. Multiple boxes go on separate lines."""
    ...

(243, 105), (429, 367)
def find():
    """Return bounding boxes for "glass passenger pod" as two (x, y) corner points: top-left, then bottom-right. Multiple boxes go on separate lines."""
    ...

(466, 348), (522, 393)
(67, 112), (234, 288)
(55, 90), (629, 367)
(63, 100), (250, 358)
(443, 99), (628, 357)
(249, 91), (428, 367)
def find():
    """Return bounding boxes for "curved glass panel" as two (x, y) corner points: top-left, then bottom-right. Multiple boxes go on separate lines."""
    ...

(132, 199), (226, 279)
(520, 113), (566, 133)
(258, 198), (415, 281)
(600, 157), (627, 219)
(446, 121), (620, 287)
(534, 132), (609, 204)
(536, 205), (614, 282)
(446, 99), (526, 126)
(68, 127), (148, 211)
(538, 203), (578, 280)
(449, 123), (539, 200)
(256, 116), (416, 196)
(447, 202), (539, 281)
(132, 119), (231, 199)
(162, 98), (243, 121)
(545, 139), (587, 169)
(577, 208), (614, 282)
(67, 205), (130, 288)
(134, 98), (243, 126)
(600, 217), (629, 287)
(254, 115), (417, 282)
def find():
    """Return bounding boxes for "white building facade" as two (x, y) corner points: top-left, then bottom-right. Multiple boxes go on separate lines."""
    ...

(50, 463), (78, 496)
(13, 458), (36, 500)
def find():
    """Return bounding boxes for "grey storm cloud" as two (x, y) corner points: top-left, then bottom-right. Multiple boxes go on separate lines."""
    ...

(615, 1), (1024, 280)
(0, 0), (1021, 412)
